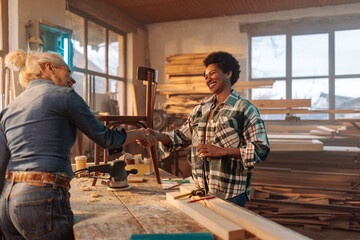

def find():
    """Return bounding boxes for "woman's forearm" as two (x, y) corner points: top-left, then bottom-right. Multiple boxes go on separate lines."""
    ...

(151, 129), (171, 146)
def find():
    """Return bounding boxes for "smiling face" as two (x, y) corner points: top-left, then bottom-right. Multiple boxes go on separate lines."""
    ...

(45, 63), (76, 88)
(204, 63), (232, 99)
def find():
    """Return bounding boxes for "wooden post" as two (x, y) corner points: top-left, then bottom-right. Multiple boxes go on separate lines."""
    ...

(147, 70), (161, 184)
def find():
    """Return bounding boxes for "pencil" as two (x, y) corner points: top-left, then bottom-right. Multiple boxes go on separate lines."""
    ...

(165, 183), (182, 190)
(188, 195), (215, 203)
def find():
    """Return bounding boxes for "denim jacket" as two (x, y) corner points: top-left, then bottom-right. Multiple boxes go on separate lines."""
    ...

(0, 79), (126, 191)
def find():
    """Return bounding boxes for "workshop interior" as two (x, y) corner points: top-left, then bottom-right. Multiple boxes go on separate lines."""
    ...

(0, 1), (359, 240)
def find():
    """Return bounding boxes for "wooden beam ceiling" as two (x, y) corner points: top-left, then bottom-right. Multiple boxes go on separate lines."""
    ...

(107, 0), (360, 24)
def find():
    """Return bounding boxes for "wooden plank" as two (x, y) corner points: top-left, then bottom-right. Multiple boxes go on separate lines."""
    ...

(259, 108), (360, 115)
(323, 146), (360, 153)
(166, 53), (209, 62)
(179, 186), (311, 240)
(166, 192), (245, 240)
(269, 139), (324, 151)
(252, 99), (311, 108)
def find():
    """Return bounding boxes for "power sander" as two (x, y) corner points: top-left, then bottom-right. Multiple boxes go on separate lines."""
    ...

(73, 159), (138, 191)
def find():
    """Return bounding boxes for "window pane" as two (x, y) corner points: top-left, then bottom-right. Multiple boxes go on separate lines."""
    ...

(94, 76), (105, 94)
(65, 11), (84, 68)
(292, 78), (328, 109)
(335, 29), (360, 75)
(292, 34), (328, 77)
(87, 21), (105, 73)
(251, 35), (286, 78)
(292, 78), (329, 120)
(72, 72), (84, 98)
(251, 80), (286, 100)
(109, 31), (125, 77)
(93, 76), (107, 112)
(110, 79), (125, 115)
(335, 78), (360, 110)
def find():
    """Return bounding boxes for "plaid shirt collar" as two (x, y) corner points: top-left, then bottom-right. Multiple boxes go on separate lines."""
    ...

(201, 89), (241, 108)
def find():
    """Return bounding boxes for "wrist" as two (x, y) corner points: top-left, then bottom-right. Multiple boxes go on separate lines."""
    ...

(222, 148), (227, 156)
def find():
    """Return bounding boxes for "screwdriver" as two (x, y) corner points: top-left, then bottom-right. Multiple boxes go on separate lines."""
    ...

(174, 188), (207, 199)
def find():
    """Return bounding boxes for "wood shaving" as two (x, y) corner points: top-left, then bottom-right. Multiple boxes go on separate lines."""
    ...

(91, 192), (100, 197)
(91, 197), (98, 202)
(80, 185), (91, 191)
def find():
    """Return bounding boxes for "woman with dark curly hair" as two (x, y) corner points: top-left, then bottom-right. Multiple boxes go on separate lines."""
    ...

(139, 51), (270, 207)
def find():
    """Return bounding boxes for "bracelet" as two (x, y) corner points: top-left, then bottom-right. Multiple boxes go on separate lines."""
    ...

(238, 148), (241, 156)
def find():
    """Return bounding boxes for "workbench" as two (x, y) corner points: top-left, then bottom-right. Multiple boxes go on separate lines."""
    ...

(70, 170), (209, 240)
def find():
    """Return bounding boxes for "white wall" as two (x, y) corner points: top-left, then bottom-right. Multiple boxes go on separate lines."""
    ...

(8, 0), (66, 52)
(127, 29), (148, 116)
(148, 3), (360, 87)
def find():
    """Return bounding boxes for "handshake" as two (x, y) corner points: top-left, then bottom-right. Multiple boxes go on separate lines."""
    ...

(135, 128), (161, 148)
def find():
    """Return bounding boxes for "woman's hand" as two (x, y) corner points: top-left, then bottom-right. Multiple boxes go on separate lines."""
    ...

(197, 144), (227, 158)
(136, 128), (157, 148)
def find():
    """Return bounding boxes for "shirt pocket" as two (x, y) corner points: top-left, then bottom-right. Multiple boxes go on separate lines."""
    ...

(192, 123), (205, 148)
(214, 116), (240, 148)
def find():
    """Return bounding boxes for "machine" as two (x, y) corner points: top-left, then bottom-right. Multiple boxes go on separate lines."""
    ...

(73, 159), (138, 191)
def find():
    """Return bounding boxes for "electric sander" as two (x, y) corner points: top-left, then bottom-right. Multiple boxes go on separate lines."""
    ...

(73, 159), (138, 191)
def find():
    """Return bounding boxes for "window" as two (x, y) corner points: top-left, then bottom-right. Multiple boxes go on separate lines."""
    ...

(65, 10), (126, 114)
(248, 16), (360, 120)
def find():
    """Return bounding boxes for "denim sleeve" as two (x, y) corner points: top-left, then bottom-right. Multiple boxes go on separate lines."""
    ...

(65, 90), (127, 149)
(0, 122), (10, 193)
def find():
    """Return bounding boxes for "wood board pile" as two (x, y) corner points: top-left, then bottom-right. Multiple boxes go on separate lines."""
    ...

(247, 184), (360, 231)
(265, 119), (360, 138)
(249, 134), (360, 231)
(159, 53), (275, 115)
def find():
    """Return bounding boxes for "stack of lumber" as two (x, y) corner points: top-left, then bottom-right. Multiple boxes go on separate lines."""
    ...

(159, 53), (275, 115)
(247, 184), (360, 231)
(160, 53), (360, 116)
(166, 185), (311, 240)
(249, 121), (360, 231)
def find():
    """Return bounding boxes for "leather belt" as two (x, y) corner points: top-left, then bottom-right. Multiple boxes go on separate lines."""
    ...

(6, 171), (71, 189)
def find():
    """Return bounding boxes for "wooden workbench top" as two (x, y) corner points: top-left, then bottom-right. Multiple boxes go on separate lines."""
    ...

(70, 170), (208, 240)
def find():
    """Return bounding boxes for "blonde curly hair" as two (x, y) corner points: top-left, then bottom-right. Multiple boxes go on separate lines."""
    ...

(5, 50), (67, 87)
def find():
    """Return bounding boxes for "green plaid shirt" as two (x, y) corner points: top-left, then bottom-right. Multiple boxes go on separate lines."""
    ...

(160, 90), (269, 200)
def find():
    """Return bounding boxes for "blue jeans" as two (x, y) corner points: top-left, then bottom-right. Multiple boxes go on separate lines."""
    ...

(0, 181), (74, 240)
(227, 192), (247, 207)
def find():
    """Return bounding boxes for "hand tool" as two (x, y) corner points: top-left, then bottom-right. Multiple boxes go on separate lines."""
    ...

(73, 159), (138, 191)
(188, 195), (215, 203)
(164, 183), (182, 190)
(174, 187), (207, 199)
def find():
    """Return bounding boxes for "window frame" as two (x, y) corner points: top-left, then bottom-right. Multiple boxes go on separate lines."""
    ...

(245, 14), (360, 119)
(67, 7), (127, 113)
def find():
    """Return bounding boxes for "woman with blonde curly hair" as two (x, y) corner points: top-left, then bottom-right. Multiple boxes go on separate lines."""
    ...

(0, 50), (151, 239)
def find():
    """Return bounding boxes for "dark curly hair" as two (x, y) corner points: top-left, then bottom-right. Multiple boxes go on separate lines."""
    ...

(203, 51), (241, 86)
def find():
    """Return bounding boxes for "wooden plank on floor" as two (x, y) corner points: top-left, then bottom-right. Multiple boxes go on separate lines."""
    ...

(166, 192), (245, 240)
